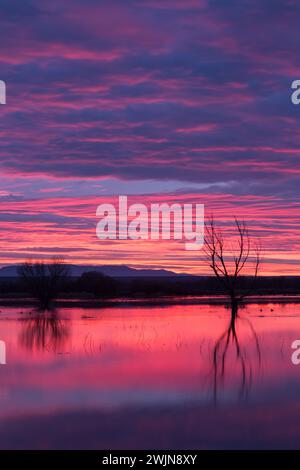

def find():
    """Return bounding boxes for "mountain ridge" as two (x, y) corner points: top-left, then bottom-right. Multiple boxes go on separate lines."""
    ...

(0, 264), (190, 278)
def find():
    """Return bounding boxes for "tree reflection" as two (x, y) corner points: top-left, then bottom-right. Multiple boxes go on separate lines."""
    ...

(19, 310), (70, 352)
(212, 302), (261, 403)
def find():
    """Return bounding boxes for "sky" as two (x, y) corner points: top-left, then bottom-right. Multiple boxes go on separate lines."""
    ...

(0, 0), (300, 274)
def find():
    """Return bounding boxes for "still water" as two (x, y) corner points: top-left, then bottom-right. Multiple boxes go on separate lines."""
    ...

(0, 302), (300, 449)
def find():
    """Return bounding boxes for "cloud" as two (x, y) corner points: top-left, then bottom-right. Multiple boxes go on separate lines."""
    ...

(0, 0), (299, 272)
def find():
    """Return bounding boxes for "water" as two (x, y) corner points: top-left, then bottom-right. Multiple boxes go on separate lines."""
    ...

(0, 301), (300, 449)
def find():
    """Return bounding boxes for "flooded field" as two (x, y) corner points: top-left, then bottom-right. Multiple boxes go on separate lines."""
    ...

(0, 301), (300, 449)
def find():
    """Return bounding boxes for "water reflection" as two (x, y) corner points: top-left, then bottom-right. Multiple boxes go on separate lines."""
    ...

(18, 310), (70, 352)
(0, 302), (298, 449)
(211, 303), (261, 402)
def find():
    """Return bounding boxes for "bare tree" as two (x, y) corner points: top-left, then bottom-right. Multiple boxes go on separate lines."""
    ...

(18, 257), (70, 310)
(204, 217), (262, 311)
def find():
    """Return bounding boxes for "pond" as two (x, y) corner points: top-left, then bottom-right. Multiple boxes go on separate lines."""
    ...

(0, 301), (299, 449)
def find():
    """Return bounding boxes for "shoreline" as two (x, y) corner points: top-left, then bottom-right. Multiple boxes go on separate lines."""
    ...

(0, 294), (300, 309)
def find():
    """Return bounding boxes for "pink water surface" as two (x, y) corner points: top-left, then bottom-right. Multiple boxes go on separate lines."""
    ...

(0, 302), (299, 449)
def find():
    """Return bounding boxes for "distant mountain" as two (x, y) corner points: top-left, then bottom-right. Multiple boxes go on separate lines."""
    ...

(0, 264), (186, 278)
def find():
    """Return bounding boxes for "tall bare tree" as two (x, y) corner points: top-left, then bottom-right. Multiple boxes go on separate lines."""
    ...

(204, 217), (262, 311)
(18, 257), (69, 310)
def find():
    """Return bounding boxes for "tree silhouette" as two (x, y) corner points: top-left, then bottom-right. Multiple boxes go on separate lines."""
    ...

(204, 217), (262, 311)
(18, 257), (69, 310)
